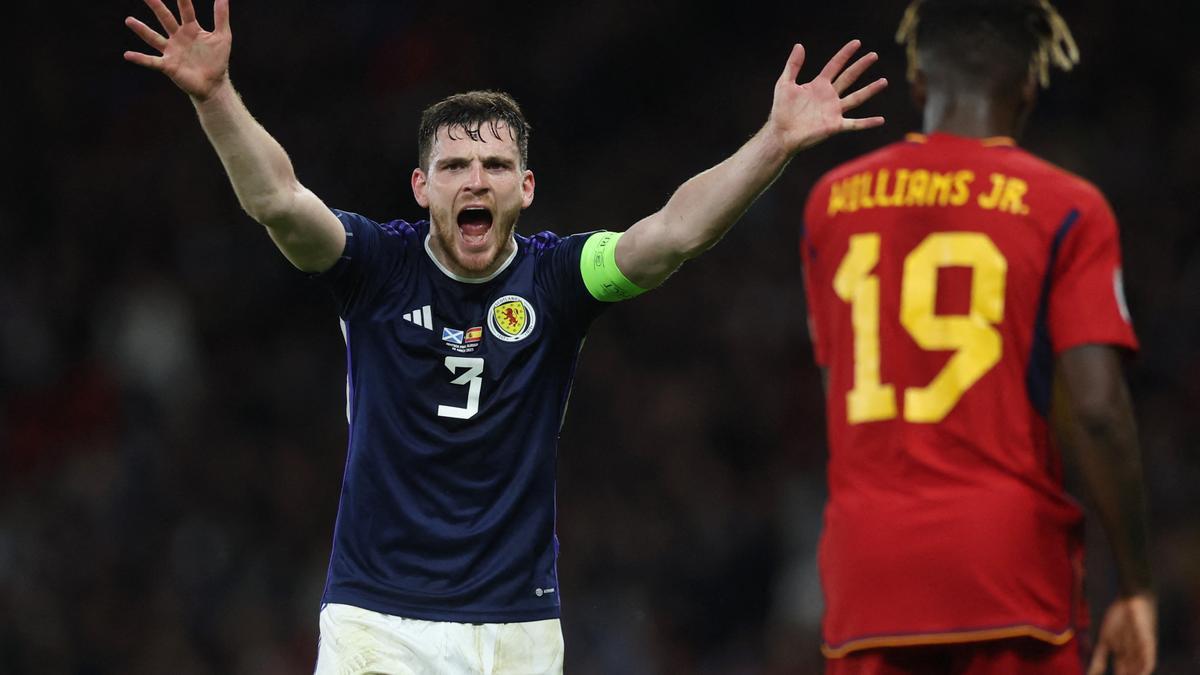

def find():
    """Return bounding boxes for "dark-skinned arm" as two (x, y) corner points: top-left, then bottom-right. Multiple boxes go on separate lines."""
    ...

(1053, 344), (1156, 675)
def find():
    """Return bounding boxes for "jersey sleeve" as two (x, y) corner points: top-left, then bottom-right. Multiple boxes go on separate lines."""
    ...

(1047, 197), (1139, 354)
(802, 182), (831, 367)
(314, 209), (417, 319)
(532, 230), (609, 336)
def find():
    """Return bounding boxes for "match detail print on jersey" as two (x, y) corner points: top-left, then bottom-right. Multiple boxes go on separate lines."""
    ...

(834, 231), (1007, 424)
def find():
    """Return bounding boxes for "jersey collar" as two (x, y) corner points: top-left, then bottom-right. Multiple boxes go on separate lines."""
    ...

(905, 132), (1016, 147)
(423, 233), (519, 284)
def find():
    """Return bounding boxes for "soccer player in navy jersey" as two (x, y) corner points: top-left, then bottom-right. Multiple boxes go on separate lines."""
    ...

(124, 0), (886, 671)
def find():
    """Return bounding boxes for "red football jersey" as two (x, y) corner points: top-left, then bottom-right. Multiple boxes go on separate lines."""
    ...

(800, 133), (1137, 658)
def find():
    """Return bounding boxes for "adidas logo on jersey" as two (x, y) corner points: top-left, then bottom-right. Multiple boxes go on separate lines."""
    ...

(402, 305), (432, 330)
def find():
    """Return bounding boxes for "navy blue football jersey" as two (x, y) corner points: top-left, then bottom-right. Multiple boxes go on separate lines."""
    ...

(315, 210), (607, 623)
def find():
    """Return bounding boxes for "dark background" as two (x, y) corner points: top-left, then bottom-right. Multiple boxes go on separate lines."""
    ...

(3, 1), (1197, 672)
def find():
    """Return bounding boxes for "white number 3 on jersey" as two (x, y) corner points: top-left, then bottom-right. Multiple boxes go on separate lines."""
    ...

(437, 356), (484, 419)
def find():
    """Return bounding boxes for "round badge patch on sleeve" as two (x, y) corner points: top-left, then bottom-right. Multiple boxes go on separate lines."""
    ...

(488, 295), (537, 342)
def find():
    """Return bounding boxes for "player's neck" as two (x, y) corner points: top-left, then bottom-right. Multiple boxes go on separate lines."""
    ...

(426, 231), (518, 282)
(922, 90), (1023, 140)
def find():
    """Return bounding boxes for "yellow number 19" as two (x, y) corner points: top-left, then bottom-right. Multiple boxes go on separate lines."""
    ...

(832, 232), (1007, 424)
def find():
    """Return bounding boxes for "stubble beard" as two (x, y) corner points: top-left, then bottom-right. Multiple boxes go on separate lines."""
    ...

(431, 210), (519, 278)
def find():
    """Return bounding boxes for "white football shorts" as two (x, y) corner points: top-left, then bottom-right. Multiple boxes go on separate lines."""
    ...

(313, 603), (565, 675)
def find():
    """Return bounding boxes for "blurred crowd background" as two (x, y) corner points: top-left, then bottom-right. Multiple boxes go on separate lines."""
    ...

(3, 1), (1197, 673)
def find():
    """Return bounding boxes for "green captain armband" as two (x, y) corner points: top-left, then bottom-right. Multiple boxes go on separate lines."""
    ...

(580, 231), (647, 302)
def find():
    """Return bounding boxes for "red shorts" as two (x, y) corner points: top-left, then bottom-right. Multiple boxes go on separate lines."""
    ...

(824, 638), (1084, 675)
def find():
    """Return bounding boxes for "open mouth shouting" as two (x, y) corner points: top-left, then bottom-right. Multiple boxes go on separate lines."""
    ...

(456, 206), (495, 249)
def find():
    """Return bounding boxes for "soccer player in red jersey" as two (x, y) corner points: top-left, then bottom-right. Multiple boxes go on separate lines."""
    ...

(800, 2), (1156, 674)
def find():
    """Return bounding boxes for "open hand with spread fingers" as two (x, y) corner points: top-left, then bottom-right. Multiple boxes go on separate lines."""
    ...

(767, 40), (887, 153)
(124, 0), (231, 101)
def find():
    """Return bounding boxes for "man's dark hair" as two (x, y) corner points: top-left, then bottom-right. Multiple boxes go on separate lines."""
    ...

(417, 90), (531, 170)
(896, 0), (1079, 91)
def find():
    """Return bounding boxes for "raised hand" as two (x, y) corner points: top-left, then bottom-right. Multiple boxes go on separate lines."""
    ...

(767, 40), (886, 153)
(1088, 592), (1157, 675)
(124, 0), (231, 101)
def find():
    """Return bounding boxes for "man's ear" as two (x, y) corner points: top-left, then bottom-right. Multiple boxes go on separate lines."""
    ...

(521, 169), (535, 209)
(910, 70), (928, 111)
(1021, 70), (1039, 109)
(1013, 69), (1039, 135)
(412, 167), (429, 208)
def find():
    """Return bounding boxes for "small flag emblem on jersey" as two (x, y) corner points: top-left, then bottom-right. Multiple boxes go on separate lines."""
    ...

(487, 295), (536, 342)
(466, 327), (483, 343)
(442, 327), (464, 344)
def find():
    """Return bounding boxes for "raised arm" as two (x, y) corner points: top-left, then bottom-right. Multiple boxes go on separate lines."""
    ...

(1053, 345), (1156, 675)
(124, 0), (344, 273)
(614, 41), (886, 289)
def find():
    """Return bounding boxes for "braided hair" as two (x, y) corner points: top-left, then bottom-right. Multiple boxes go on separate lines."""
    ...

(896, 0), (1079, 89)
